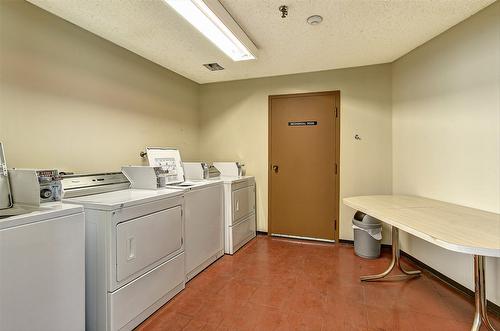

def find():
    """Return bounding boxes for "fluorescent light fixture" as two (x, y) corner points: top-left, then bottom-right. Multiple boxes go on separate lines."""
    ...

(165, 0), (257, 61)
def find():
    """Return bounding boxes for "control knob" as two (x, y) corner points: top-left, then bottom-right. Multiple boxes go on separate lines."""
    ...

(40, 189), (52, 199)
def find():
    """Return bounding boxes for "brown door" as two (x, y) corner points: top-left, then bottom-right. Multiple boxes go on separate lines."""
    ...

(269, 91), (340, 241)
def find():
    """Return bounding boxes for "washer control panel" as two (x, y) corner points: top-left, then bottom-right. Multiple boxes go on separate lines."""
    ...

(36, 170), (62, 202)
(8, 168), (62, 206)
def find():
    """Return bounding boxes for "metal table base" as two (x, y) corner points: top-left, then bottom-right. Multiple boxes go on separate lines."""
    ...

(471, 255), (496, 331)
(360, 226), (497, 331)
(360, 227), (421, 282)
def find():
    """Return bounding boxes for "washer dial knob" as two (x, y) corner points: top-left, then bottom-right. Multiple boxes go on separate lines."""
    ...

(40, 189), (52, 199)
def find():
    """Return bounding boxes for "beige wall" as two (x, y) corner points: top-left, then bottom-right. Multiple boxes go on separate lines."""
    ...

(0, 0), (200, 173)
(393, 2), (499, 304)
(199, 64), (393, 242)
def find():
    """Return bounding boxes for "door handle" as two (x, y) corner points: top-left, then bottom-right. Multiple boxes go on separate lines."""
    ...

(272, 165), (279, 173)
(127, 237), (136, 261)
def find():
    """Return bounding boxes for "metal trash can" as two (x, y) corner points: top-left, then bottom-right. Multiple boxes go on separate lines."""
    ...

(352, 211), (382, 259)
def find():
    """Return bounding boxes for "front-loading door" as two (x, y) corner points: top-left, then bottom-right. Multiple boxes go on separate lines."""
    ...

(116, 206), (182, 282)
(231, 186), (256, 224)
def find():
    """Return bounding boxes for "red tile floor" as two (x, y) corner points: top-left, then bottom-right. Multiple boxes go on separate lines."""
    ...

(136, 235), (500, 331)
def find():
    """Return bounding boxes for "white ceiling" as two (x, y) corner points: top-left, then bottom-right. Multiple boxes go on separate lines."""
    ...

(27, 0), (495, 84)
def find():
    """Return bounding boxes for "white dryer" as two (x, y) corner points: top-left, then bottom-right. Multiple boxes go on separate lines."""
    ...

(213, 162), (256, 254)
(217, 176), (256, 254)
(62, 173), (186, 331)
(0, 202), (85, 331)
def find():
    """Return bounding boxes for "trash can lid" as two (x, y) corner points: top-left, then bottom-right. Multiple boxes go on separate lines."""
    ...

(353, 211), (382, 225)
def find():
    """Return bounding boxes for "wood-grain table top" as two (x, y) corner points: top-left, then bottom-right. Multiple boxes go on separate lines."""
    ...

(343, 195), (500, 257)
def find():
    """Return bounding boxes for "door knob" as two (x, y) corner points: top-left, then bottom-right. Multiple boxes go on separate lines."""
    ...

(272, 165), (279, 173)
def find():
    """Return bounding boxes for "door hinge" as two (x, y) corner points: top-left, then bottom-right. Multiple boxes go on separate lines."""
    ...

(334, 163), (338, 175)
(334, 219), (337, 230)
(335, 107), (338, 118)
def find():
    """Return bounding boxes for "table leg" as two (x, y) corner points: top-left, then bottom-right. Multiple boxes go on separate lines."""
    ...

(471, 255), (496, 331)
(361, 227), (421, 281)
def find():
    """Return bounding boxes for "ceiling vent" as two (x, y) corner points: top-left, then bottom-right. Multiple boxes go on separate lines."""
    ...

(203, 63), (225, 71)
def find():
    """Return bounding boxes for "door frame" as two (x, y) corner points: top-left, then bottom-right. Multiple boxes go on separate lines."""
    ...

(268, 90), (341, 242)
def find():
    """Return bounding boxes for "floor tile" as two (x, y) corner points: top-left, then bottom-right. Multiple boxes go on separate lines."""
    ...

(248, 284), (292, 309)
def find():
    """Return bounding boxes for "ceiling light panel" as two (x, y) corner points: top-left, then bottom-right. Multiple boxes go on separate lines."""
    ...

(165, 0), (257, 61)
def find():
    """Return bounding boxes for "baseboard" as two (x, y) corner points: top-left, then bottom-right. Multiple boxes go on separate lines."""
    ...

(339, 239), (500, 317)
(256, 231), (268, 235)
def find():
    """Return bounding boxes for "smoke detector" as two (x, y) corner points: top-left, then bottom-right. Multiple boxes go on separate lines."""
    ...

(203, 63), (225, 71)
(307, 15), (323, 25)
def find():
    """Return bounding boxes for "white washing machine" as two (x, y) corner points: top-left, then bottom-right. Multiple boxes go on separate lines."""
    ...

(0, 202), (85, 331)
(167, 179), (224, 281)
(140, 150), (225, 281)
(62, 173), (186, 331)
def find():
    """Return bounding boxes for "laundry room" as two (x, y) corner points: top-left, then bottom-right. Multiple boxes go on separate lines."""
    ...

(0, 1), (499, 330)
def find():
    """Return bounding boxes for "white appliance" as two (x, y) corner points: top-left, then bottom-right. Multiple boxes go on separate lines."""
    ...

(169, 180), (224, 281)
(62, 173), (186, 331)
(121, 166), (170, 189)
(218, 176), (256, 254)
(146, 149), (224, 281)
(0, 202), (85, 331)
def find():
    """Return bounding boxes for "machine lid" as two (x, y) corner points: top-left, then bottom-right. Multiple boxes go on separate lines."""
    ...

(216, 175), (255, 184)
(0, 202), (83, 230)
(208, 165), (221, 178)
(212, 162), (244, 177)
(145, 147), (184, 184)
(64, 188), (184, 211)
(167, 179), (223, 190)
(0, 143), (13, 210)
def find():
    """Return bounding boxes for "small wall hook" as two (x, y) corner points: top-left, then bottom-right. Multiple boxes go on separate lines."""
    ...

(139, 151), (147, 158)
(354, 134), (361, 140)
(279, 5), (288, 18)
